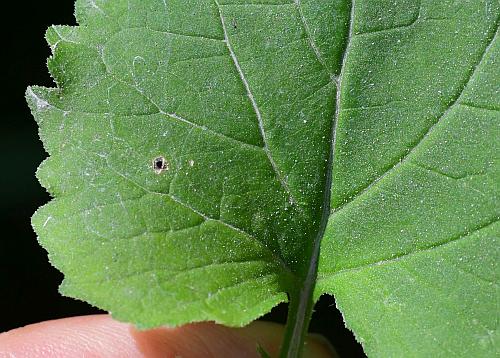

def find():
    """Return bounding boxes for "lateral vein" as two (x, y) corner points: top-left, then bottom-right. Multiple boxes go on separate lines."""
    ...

(294, 0), (335, 79)
(214, 0), (298, 206)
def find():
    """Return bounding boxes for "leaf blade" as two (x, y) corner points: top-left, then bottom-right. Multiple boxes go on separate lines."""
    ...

(29, 0), (499, 356)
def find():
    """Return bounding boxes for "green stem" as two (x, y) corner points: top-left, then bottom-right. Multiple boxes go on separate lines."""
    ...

(279, 287), (316, 358)
(279, 202), (328, 358)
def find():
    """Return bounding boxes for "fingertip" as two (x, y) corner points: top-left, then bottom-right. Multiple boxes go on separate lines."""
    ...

(0, 315), (142, 357)
(0, 315), (335, 358)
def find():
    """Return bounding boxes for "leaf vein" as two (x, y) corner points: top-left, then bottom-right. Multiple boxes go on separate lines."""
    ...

(104, 260), (274, 286)
(320, 217), (499, 279)
(294, 0), (335, 79)
(332, 20), (500, 215)
(214, 0), (298, 206)
(104, 161), (291, 272)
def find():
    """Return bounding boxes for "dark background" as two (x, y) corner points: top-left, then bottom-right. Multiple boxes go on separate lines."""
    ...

(0, 2), (364, 356)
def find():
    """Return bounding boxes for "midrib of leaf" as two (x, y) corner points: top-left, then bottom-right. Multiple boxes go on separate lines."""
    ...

(287, 5), (498, 358)
(314, 13), (499, 355)
(281, 1), (355, 357)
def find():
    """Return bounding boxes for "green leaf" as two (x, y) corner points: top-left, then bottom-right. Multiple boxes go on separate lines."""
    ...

(28, 0), (499, 356)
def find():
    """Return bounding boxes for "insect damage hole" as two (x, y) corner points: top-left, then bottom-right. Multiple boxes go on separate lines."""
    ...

(152, 156), (169, 174)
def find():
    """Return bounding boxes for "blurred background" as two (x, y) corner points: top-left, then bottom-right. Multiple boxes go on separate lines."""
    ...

(0, 2), (364, 356)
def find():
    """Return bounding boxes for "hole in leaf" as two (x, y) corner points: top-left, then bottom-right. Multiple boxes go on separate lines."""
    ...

(152, 156), (168, 174)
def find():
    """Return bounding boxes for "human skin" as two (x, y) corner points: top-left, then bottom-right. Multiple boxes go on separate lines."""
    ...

(0, 315), (334, 357)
